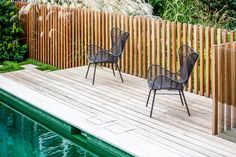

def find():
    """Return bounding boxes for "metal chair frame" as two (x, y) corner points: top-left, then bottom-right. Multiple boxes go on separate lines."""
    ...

(146, 45), (199, 117)
(85, 28), (129, 85)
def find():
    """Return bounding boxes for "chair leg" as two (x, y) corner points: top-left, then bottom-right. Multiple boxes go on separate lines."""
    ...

(178, 90), (184, 106)
(181, 90), (190, 116)
(150, 90), (157, 118)
(146, 89), (152, 107)
(92, 64), (97, 85)
(116, 63), (124, 83)
(85, 63), (91, 78)
(112, 63), (115, 76)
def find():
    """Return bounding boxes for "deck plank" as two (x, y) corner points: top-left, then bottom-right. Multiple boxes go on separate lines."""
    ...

(1, 66), (236, 157)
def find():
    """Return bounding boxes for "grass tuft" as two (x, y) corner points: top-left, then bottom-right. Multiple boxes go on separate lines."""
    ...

(0, 58), (58, 73)
(0, 61), (24, 73)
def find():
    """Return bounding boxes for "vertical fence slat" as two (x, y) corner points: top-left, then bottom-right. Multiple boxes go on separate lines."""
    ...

(38, 5), (41, 62)
(133, 17), (138, 76)
(46, 6), (49, 64)
(27, 7), (31, 58)
(101, 12), (105, 67)
(117, 14), (121, 69)
(105, 13), (110, 68)
(51, 7), (54, 66)
(121, 15), (125, 72)
(183, 23), (187, 44)
(231, 33), (236, 128)
(138, 16), (142, 77)
(61, 8), (65, 68)
(102, 12), (105, 51)
(147, 19), (151, 68)
(232, 43), (236, 128)
(217, 29), (224, 133)
(125, 15), (129, 73)
(162, 20), (166, 68)
(65, 8), (69, 68)
(152, 19), (157, 66)
(68, 8), (71, 68)
(225, 42), (231, 130)
(40, 5), (43, 63)
(47, 6), (50, 65)
(80, 10), (85, 65)
(35, 5), (38, 62)
(188, 24), (193, 92)
(212, 45), (218, 135)
(166, 21), (171, 71)
(193, 25), (198, 94)
(171, 22), (176, 72)
(222, 30), (231, 130)
(142, 18), (147, 78)
(210, 27), (216, 98)
(55, 7), (58, 67)
(77, 9), (81, 66)
(129, 16), (133, 74)
(183, 22), (187, 88)
(98, 12), (102, 48)
(57, 8), (60, 67)
(200, 26), (204, 96)
(108, 13), (112, 69)
(177, 23), (182, 69)
(73, 8), (77, 67)
(87, 10), (91, 66)
(206, 27), (210, 97)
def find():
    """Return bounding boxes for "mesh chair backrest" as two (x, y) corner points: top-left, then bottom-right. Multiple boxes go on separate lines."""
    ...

(178, 45), (199, 84)
(111, 28), (129, 57)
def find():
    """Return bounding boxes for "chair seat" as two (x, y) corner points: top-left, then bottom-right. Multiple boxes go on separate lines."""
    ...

(148, 79), (183, 90)
(87, 53), (118, 63)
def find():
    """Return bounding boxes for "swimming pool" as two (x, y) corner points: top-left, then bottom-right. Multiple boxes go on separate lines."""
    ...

(0, 103), (98, 157)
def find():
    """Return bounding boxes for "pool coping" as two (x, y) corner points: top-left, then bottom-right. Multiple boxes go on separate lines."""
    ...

(0, 79), (132, 157)
(0, 76), (177, 157)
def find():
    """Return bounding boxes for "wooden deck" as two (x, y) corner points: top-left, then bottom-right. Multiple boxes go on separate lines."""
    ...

(1, 65), (236, 156)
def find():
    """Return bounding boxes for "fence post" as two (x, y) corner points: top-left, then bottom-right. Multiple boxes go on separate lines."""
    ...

(212, 45), (218, 135)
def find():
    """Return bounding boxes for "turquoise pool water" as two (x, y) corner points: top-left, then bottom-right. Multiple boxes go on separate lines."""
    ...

(0, 104), (98, 157)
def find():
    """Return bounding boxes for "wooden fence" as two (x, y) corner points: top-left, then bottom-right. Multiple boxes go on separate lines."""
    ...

(212, 42), (236, 135)
(16, 2), (236, 135)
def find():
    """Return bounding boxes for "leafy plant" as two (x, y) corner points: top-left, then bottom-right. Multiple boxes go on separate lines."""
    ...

(0, 0), (27, 62)
(148, 0), (165, 16)
(162, 0), (195, 23)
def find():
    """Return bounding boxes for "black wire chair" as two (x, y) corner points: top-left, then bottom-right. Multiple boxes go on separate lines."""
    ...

(85, 28), (129, 85)
(146, 45), (199, 117)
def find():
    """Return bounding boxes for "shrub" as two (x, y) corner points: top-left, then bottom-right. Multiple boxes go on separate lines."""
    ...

(147, 0), (165, 16)
(149, 0), (235, 30)
(197, 0), (236, 29)
(23, 0), (153, 16)
(0, 0), (27, 62)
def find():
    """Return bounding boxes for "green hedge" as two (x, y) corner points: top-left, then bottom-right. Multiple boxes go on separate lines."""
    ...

(0, 0), (27, 62)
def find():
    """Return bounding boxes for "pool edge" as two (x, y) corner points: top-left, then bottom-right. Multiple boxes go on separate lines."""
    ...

(0, 88), (133, 157)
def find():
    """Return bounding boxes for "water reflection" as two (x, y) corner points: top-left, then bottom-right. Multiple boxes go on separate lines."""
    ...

(0, 104), (98, 157)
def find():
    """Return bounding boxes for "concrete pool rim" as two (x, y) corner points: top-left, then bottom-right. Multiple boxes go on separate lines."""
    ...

(0, 88), (133, 157)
